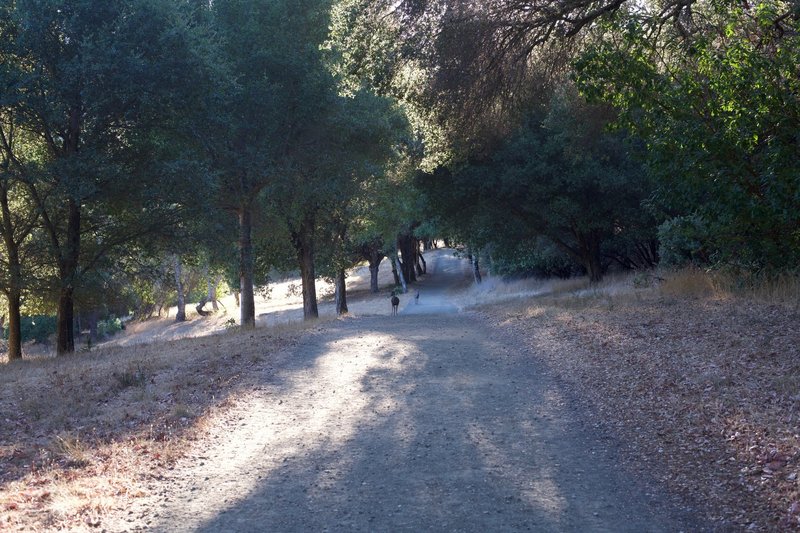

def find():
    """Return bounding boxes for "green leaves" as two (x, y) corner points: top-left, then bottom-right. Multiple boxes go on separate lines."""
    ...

(574, 3), (800, 270)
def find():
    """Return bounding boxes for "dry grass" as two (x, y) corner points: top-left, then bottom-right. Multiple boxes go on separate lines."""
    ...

(0, 323), (311, 531)
(0, 250), (422, 531)
(660, 267), (800, 309)
(480, 269), (800, 530)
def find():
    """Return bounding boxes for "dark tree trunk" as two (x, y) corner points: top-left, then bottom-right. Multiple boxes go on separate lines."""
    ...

(419, 252), (426, 275)
(577, 229), (604, 283)
(472, 255), (482, 284)
(553, 230), (605, 283)
(359, 239), (385, 294)
(334, 268), (348, 316)
(0, 182), (24, 360)
(6, 290), (22, 361)
(586, 244), (603, 283)
(239, 206), (255, 328)
(369, 261), (380, 293)
(174, 254), (186, 322)
(56, 287), (75, 355)
(414, 239), (424, 276)
(397, 234), (417, 283)
(56, 199), (81, 355)
(393, 254), (407, 293)
(368, 248), (384, 293)
(292, 214), (319, 320)
(391, 259), (400, 286)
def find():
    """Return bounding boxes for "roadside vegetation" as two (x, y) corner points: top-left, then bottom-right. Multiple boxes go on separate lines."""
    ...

(2, 0), (798, 530)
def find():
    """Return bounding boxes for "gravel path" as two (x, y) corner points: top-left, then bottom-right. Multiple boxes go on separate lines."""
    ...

(111, 254), (699, 532)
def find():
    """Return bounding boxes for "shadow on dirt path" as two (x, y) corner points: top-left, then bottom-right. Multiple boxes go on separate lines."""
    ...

(109, 251), (702, 532)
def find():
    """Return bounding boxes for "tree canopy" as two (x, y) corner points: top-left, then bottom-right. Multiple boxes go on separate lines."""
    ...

(1, 0), (797, 360)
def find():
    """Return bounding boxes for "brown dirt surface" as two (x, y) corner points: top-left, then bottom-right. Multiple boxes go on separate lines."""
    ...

(100, 253), (699, 532)
(1, 249), (797, 531)
(480, 295), (800, 531)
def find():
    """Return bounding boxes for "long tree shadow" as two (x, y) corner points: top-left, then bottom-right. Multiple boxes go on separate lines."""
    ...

(173, 314), (700, 532)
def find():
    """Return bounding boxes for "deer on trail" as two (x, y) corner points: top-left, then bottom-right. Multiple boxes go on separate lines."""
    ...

(391, 295), (400, 316)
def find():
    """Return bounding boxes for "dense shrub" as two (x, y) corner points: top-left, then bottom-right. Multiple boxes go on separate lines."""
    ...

(657, 215), (711, 267)
(97, 316), (124, 337)
(3, 315), (58, 344)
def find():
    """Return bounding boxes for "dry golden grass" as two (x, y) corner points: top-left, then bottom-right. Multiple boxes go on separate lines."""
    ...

(480, 269), (800, 530)
(660, 267), (800, 309)
(0, 322), (313, 531)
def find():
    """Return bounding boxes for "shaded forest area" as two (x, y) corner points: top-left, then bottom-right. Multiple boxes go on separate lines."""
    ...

(0, 2), (799, 530)
(0, 2), (797, 357)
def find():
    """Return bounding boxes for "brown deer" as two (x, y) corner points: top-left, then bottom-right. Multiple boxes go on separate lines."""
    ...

(391, 295), (400, 315)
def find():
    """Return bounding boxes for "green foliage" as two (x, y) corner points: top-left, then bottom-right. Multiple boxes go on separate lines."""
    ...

(96, 316), (123, 338)
(574, 3), (800, 271)
(657, 215), (712, 268)
(488, 239), (581, 279)
(3, 315), (57, 344)
(418, 84), (656, 281)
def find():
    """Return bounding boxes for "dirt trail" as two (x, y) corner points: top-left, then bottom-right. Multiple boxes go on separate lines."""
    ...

(107, 253), (699, 532)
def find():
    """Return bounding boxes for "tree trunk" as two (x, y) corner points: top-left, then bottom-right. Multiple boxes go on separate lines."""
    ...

(56, 287), (75, 354)
(397, 234), (417, 283)
(472, 254), (482, 284)
(56, 199), (81, 355)
(0, 181), (23, 360)
(394, 253), (407, 293)
(174, 254), (186, 322)
(209, 275), (220, 311)
(6, 290), (22, 361)
(292, 214), (319, 320)
(368, 248), (384, 293)
(239, 206), (256, 328)
(391, 258), (400, 286)
(419, 252), (427, 275)
(576, 230), (604, 283)
(369, 262), (381, 293)
(585, 242), (603, 283)
(414, 239), (424, 276)
(334, 268), (348, 316)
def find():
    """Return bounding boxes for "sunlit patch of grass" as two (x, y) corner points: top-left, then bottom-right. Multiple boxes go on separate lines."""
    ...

(659, 267), (800, 308)
(50, 433), (91, 468)
(659, 267), (717, 298)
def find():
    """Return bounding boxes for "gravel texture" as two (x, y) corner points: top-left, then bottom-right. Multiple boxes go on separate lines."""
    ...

(105, 254), (701, 532)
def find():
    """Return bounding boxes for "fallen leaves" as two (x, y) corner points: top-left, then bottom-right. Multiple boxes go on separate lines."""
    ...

(483, 295), (800, 531)
(0, 326), (300, 531)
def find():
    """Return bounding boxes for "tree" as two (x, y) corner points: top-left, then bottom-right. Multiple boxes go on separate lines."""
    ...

(418, 84), (654, 282)
(274, 85), (407, 319)
(0, 114), (40, 360)
(575, 3), (800, 269)
(0, 0), (216, 354)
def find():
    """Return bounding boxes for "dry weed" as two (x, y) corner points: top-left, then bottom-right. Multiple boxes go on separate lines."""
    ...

(659, 267), (717, 298)
(0, 322), (306, 531)
(482, 274), (800, 530)
(660, 267), (800, 309)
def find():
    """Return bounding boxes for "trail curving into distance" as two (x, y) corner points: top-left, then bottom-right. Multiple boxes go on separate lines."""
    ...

(108, 251), (700, 532)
